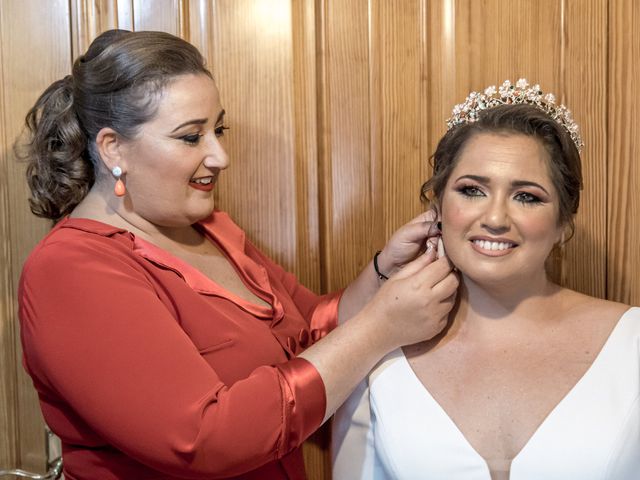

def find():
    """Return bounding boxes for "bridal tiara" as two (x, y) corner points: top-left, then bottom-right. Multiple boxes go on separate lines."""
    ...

(446, 79), (583, 152)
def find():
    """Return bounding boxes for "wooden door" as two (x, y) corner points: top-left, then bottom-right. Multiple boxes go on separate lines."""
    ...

(1, 1), (638, 479)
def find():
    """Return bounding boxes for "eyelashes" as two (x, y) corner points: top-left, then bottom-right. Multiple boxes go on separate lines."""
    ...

(456, 185), (484, 198)
(455, 185), (543, 205)
(214, 125), (230, 137)
(181, 133), (203, 145)
(179, 125), (230, 145)
(513, 191), (542, 204)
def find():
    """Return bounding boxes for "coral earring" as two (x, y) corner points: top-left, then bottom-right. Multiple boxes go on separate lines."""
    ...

(114, 179), (126, 197)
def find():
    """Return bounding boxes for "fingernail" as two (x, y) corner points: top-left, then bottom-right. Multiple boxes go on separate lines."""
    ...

(426, 242), (434, 254)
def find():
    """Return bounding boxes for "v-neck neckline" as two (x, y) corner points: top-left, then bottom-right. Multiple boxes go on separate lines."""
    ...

(398, 307), (636, 479)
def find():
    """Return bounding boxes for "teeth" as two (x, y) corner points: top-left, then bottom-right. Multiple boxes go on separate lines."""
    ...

(191, 177), (213, 185)
(473, 240), (514, 251)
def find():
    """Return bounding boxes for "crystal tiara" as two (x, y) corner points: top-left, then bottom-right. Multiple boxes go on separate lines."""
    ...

(446, 79), (584, 152)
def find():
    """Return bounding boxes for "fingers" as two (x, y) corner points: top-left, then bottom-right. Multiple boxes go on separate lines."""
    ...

(407, 209), (437, 225)
(425, 236), (439, 253)
(431, 270), (459, 300)
(397, 220), (435, 245)
(401, 211), (440, 252)
(392, 243), (437, 279)
(383, 211), (439, 270)
(410, 255), (456, 288)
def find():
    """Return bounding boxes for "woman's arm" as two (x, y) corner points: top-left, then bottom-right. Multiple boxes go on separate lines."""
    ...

(300, 249), (458, 422)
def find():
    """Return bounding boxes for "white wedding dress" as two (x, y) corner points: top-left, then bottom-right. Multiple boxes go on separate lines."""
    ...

(333, 307), (640, 480)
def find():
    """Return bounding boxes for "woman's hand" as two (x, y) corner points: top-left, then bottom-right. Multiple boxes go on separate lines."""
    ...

(337, 209), (444, 324)
(375, 210), (442, 278)
(360, 244), (458, 350)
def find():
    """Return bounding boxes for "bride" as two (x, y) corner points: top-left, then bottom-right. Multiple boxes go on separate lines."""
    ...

(332, 80), (639, 480)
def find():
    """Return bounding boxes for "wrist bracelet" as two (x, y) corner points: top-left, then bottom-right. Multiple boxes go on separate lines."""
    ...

(373, 250), (389, 281)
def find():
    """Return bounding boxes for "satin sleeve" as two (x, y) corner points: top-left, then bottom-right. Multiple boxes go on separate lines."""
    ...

(19, 239), (325, 478)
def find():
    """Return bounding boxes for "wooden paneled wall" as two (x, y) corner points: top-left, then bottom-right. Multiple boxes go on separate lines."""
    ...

(608, 0), (640, 304)
(1, 1), (637, 479)
(1, 0), (74, 473)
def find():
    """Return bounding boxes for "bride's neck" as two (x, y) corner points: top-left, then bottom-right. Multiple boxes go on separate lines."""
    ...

(452, 272), (562, 330)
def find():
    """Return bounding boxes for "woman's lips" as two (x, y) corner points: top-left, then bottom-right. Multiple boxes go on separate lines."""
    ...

(470, 238), (517, 257)
(189, 176), (215, 192)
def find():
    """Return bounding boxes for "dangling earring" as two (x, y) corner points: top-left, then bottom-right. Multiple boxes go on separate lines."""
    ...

(112, 166), (126, 197)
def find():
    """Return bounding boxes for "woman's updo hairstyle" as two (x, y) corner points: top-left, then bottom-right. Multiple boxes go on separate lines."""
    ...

(421, 104), (583, 238)
(17, 29), (212, 220)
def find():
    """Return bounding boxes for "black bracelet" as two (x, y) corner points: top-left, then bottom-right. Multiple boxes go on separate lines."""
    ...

(373, 250), (389, 281)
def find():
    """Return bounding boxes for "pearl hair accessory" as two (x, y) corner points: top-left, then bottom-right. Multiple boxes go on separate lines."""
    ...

(446, 78), (584, 152)
(112, 166), (126, 197)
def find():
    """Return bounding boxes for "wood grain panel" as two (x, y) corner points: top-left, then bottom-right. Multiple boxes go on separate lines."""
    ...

(632, 1), (640, 306)
(291, 0), (324, 474)
(0, 0), (72, 472)
(464, 0), (562, 88)
(0, 1), (18, 469)
(117, 0), (135, 30)
(370, 0), (430, 240)
(208, 0), (292, 262)
(187, 0), (214, 60)
(561, 0), (607, 297)
(70, 0), (119, 57)
(290, 0), (321, 292)
(71, 0), (185, 61)
(426, 0), (457, 156)
(132, 0), (183, 34)
(319, 0), (371, 291)
(607, 0), (640, 304)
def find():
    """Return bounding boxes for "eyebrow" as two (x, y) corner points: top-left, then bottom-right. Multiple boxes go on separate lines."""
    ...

(454, 174), (550, 195)
(170, 109), (226, 133)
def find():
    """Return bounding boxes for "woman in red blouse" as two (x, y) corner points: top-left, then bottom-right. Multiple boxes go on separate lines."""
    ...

(16, 29), (457, 479)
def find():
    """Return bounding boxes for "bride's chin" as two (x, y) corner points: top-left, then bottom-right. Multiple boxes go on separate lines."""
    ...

(460, 271), (520, 291)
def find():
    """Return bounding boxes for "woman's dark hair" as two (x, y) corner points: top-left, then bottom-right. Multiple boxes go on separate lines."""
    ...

(421, 103), (583, 238)
(16, 29), (212, 220)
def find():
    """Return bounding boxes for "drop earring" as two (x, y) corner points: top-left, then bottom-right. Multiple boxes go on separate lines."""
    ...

(112, 166), (126, 197)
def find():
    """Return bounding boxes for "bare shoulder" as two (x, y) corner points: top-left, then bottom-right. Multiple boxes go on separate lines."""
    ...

(558, 288), (631, 327)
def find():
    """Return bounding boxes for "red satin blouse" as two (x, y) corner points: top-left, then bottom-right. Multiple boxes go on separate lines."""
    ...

(18, 212), (341, 479)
